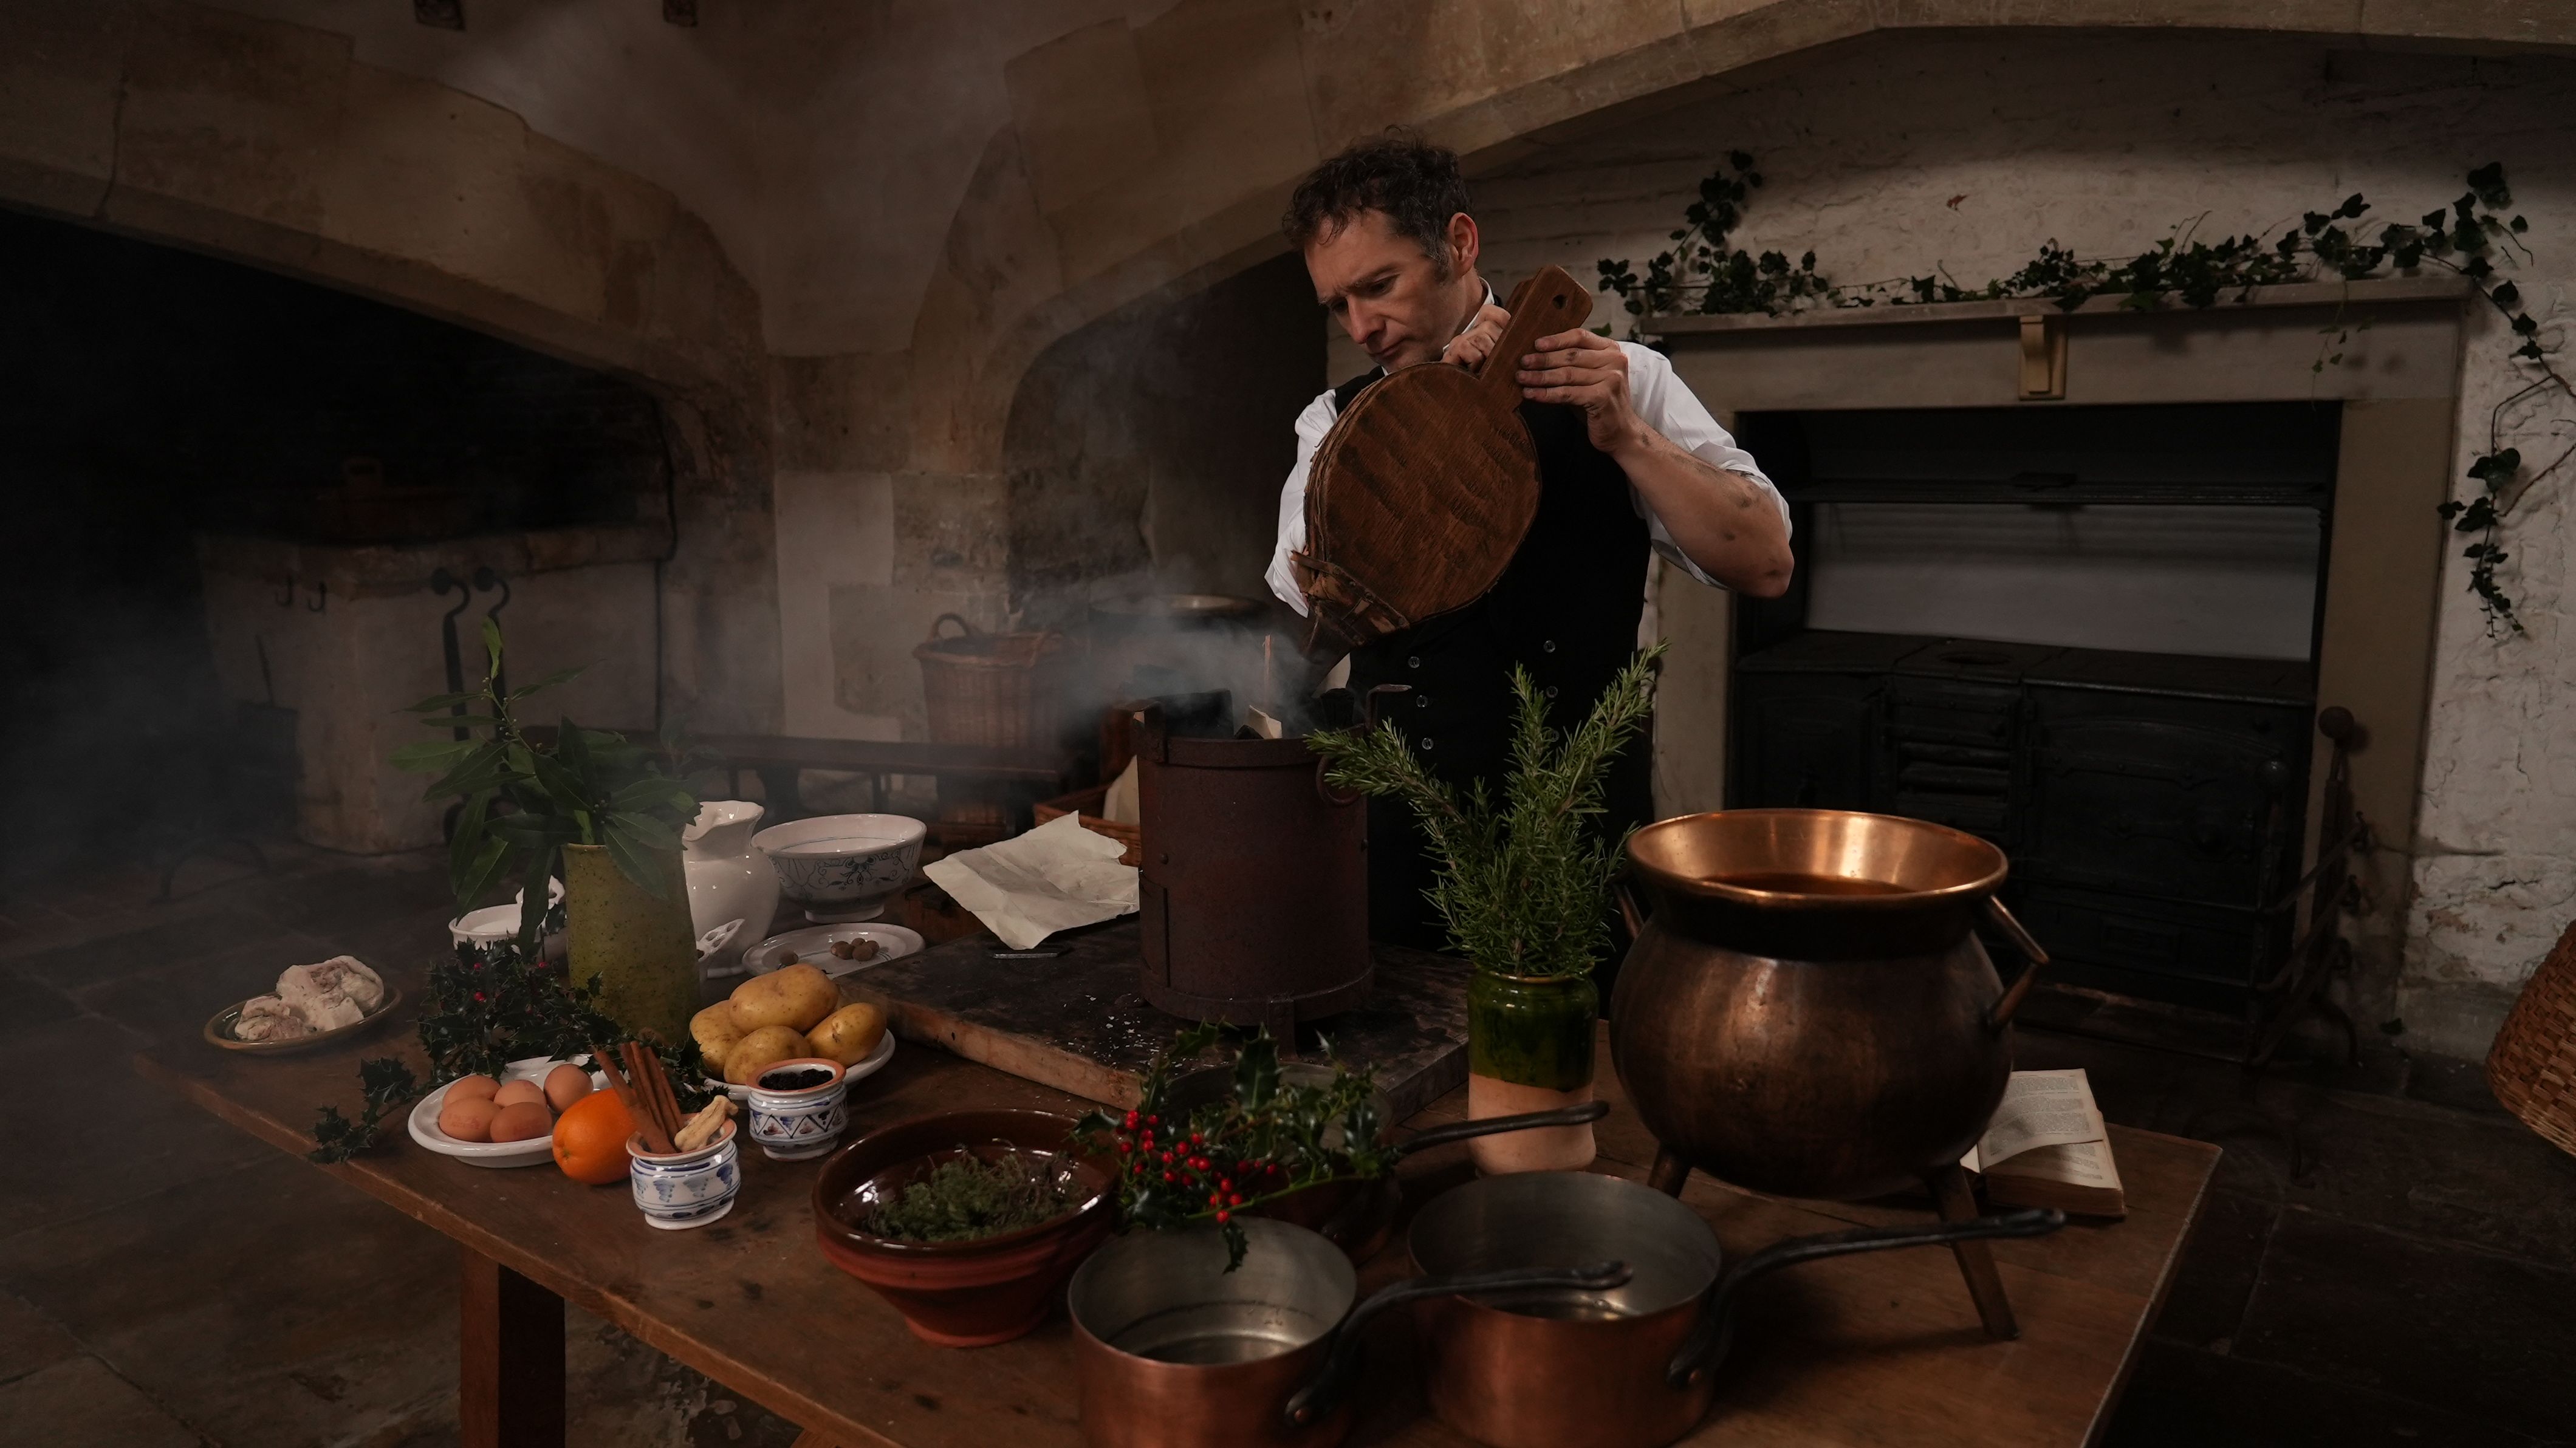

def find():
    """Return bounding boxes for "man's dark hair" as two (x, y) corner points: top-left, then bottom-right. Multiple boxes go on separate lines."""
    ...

(1281, 130), (1470, 270)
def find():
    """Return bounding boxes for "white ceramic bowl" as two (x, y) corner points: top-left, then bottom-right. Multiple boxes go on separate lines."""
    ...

(448, 878), (569, 960)
(753, 814), (926, 923)
(745, 1057), (851, 1161)
(629, 1121), (741, 1230)
(408, 1055), (601, 1168)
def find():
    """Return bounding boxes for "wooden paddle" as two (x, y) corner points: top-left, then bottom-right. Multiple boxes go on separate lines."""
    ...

(1291, 264), (1595, 655)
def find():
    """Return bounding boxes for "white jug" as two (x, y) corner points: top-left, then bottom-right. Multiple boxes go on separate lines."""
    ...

(682, 801), (780, 975)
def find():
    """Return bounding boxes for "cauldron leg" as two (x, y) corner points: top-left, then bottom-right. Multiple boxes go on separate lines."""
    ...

(1925, 1163), (2018, 1339)
(1647, 1145), (1692, 1197)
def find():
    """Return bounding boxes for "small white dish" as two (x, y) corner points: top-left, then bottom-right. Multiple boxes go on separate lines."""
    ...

(745, 1057), (851, 1161)
(706, 1026), (894, 1105)
(753, 813), (925, 923)
(739, 923), (923, 980)
(450, 879), (569, 961)
(407, 1054), (602, 1169)
(629, 1121), (740, 1230)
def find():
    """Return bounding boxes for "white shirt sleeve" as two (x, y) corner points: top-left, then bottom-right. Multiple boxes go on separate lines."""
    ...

(1618, 340), (1790, 588)
(1265, 388), (1343, 616)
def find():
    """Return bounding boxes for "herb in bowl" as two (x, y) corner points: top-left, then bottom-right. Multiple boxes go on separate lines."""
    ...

(863, 1147), (1085, 1244)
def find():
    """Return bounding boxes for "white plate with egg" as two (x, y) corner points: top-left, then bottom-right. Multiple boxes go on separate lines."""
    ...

(741, 923), (923, 979)
(408, 1055), (605, 1168)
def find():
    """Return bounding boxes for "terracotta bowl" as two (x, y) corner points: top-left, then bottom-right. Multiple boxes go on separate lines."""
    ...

(811, 1110), (1114, 1347)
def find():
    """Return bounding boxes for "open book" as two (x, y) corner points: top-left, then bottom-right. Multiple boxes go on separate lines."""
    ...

(1962, 1069), (2125, 1218)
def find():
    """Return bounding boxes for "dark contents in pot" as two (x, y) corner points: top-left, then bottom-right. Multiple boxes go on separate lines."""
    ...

(1710, 872), (1908, 896)
(863, 1146), (1083, 1244)
(761, 1066), (835, 1091)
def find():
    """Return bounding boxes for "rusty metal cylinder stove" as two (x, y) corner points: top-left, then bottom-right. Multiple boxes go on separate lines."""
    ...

(1135, 701), (1371, 1039)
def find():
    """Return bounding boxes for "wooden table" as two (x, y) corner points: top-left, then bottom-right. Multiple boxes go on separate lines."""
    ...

(130, 975), (2216, 1448)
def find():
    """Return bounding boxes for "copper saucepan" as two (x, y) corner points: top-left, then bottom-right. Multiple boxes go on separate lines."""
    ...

(1067, 1217), (1626, 1448)
(1405, 1172), (2063, 1448)
(1159, 1062), (1609, 1262)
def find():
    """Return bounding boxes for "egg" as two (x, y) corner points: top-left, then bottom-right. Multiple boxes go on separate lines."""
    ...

(492, 1079), (546, 1109)
(543, 1063), (592, 1112)
(447, 1074), (501, 1103)
(438, 1095), (500, 1142)
(488, 1101), (553, 1142)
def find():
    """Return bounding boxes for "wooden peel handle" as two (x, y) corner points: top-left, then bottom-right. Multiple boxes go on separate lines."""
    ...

(1470, 264), (1594, 410)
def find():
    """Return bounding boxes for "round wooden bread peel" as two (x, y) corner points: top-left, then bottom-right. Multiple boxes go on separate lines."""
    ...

(1290, 265), (1595, 655)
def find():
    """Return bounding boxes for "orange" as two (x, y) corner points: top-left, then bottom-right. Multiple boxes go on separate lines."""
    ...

(552, 1090), (636, 1184)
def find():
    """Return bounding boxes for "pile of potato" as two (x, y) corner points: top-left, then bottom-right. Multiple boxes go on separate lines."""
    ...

(693, 963), (888, 1085)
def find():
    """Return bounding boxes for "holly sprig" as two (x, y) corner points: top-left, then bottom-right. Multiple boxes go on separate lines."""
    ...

(1601, 159), (2561, 635)
(1072, 1025), (1394, 1270)
(307, 937), (713, 1163)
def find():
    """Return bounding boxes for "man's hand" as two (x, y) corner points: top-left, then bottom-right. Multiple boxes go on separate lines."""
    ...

(1439, 301), (1511, 371)
(1516, 327), (1645, 454)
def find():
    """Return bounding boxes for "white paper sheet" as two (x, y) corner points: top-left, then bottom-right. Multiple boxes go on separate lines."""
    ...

(922, 812), (1140, 950)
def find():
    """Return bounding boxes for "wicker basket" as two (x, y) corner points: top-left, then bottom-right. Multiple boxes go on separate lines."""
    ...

(913, 613), (1069, 748)
(2487, 917), (2576, 1159)
(1032, 784), (1143, 866)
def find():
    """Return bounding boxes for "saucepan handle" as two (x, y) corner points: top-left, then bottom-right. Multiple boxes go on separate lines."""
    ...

(1981, 896), (2052, 1032)
(1392, 1100), (1611, 1158)
(1284, 1260), (1632, 1429)
(1665, 1209), (2063, 1388)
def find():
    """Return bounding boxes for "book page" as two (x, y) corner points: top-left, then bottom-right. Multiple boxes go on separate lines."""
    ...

(1973, 1069), (2105, 1167)
(1995, 1139), (2120, 1189)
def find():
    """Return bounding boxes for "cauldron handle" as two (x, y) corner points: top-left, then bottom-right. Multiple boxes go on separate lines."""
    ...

(1284, 1260), (1632, 1429)
(1981, 896), (2052, 1032)
(1664, 1209), (2064, 1389)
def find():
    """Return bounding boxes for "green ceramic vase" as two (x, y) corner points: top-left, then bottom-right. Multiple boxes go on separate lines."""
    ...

(1464, 970), (1599, 1173)
(563, 842), (699, 1048)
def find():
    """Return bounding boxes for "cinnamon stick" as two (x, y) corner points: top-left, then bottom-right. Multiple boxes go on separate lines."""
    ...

(617, 1042), (677, 1154)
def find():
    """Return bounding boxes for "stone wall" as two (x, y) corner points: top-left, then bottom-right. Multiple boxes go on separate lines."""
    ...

(1468, 32), (2576, 1055)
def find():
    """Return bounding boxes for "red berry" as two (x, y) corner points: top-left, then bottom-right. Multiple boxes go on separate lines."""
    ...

(1115, 1141), (1131, 1153)
(1208, 1192), (1224, 1206)
(1215, 1210), (1231, 1224)
(1163, 1170), (1176, 1183)
(1124, 1111), (1140, 1129)
(1228, 1193), (1244, 1206)
(1160, 1150), (1173, 1164)
(1146, 1115), (1159, 1126)
(1191, 1157), (1210, 1172)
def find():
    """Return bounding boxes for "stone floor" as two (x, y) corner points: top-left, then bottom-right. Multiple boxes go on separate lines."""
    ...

(2, 842), (2571, 1447)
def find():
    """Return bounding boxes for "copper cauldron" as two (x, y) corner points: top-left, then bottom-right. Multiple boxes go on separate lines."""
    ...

(1611, 809), (2050, 1202)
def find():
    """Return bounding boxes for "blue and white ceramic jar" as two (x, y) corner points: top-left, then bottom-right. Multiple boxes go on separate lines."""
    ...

(628, 1121), (741, 1229)
(747, 1057), (851, 1162)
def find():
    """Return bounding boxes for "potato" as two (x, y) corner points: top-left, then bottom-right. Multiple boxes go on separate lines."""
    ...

(447, 1074), (501, 1103)
(492, 1079), (546, 1110)
(724, 1025), (812, 1085)
(439, 1095), (499, 1142)
(730, 963), (838, 1032)
(807, 1002), (886, 1066)
(488, 1101), (552, 1142)
(691, 1002), (746, 1066)
(543, 1063), (592, 1112)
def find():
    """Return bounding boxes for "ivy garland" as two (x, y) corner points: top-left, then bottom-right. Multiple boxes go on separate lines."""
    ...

(1599, 154), (2561, 635)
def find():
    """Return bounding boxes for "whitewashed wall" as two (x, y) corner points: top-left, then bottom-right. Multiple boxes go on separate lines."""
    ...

(1466, 32), (2576, 1056)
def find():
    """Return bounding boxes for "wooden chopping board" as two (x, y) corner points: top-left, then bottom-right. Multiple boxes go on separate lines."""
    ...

(841, 920), (1472, 1122)
(1291, 264), (1595, 655)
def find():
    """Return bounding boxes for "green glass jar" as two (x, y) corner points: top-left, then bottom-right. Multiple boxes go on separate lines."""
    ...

(1467, 970), (1598, 1091)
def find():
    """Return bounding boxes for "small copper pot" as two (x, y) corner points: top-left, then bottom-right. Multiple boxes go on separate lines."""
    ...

(1067, 1217), (1625, 1448)
(1406, 1172), (2061, 1448)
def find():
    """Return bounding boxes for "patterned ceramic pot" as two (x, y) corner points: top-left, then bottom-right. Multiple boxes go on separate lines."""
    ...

(747, 1057), (851, 1161)
(753, 814), (926, 923)
(628, 1122), (741, 1230)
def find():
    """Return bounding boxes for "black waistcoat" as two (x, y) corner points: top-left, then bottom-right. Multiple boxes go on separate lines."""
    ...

(1334, 369), (1656, 950)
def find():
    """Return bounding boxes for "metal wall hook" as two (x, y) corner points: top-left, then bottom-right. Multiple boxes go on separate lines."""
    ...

(304, 581), (327, 612)
(276, 573), (295, 607)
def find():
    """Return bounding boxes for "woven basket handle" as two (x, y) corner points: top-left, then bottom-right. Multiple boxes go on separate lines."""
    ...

(927, 613), (976, 642)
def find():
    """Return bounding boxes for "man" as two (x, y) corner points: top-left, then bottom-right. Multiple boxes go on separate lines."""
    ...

(1267, 132), (1794, 952)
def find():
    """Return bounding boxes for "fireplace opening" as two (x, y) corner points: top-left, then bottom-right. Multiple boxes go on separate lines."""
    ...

(0, 207), (671, 882)
(1727, 401), (2341, 1017)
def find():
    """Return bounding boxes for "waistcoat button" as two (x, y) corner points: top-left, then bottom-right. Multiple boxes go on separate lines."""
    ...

(1542, 639), (1557, 653)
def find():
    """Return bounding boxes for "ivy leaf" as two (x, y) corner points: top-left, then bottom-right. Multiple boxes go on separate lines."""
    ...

(2467, 162), (2510, 209)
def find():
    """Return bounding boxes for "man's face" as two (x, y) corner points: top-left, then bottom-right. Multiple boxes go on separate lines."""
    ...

(1304, 209), (1479, 372)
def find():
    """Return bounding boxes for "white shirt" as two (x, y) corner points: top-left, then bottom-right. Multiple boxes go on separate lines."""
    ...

(1264, 339), (1790, 614)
